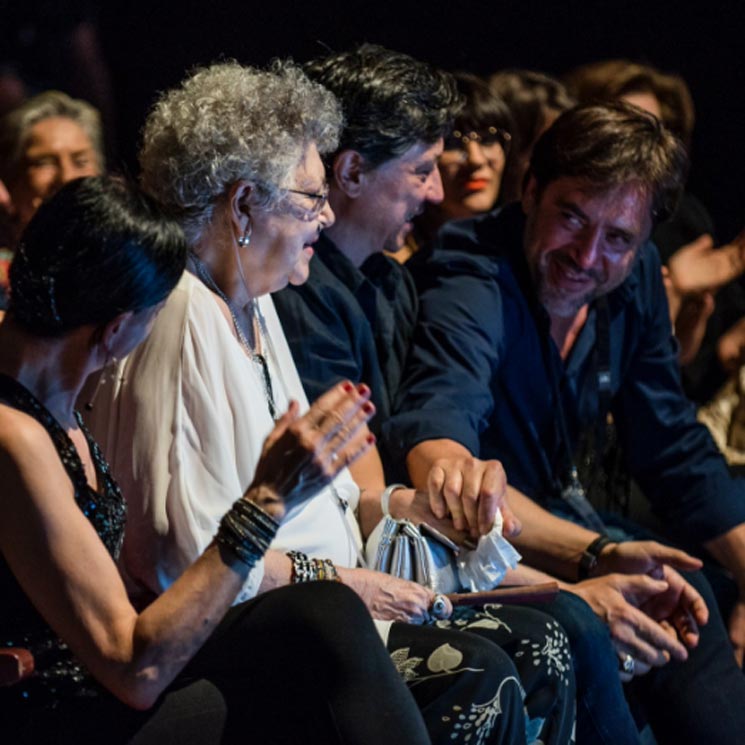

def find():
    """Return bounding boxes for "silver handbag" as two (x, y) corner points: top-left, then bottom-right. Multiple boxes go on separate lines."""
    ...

(365, 515), (462, 593)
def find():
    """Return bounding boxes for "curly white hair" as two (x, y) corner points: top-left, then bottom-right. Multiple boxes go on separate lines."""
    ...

(139, 59), (342, 243)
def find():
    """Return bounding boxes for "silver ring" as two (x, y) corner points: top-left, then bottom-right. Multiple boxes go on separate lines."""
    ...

(620, 654), (635, 676)
(330, 452), (339, 463)
(430, 594), (449, 620)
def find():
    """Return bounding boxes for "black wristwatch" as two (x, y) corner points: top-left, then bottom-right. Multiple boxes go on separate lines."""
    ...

(577, 535), (615, 580)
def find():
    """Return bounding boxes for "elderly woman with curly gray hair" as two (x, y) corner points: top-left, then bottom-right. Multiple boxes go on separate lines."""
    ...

(85, 59), (544, 744)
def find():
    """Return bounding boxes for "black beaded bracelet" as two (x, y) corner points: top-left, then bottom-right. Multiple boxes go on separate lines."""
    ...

(215, 498), (280, 569)
(577, 535), (615, 580)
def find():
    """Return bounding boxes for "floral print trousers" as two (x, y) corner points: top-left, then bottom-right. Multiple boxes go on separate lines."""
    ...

(388, 603), (576, 745)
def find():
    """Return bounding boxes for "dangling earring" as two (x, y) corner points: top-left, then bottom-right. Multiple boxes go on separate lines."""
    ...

(237, 216), (253, 248)
(85, 350), (117, 412)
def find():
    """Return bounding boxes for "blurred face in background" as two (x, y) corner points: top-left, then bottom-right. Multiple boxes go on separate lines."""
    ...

(7, 116), (101, 233)
(438, 126), (510, 219)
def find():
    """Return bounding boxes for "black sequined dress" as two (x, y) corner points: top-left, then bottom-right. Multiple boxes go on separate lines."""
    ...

(0, 374), (126, 710)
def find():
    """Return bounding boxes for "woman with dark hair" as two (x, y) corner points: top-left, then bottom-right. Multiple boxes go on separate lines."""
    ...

(396, 72), (513, 263)
(0, 176), (423, 744)
(564, 59), (695, 148)
(437, 73), (514, 221)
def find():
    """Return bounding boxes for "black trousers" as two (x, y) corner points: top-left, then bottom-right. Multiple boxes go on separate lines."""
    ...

(6, 583), (431, 745)
(627, 566), (745, 745)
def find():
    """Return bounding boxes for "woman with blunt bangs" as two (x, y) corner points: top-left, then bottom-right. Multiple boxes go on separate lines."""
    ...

(399, 72), (515, 264)
(0, 176), (417, 745)
(86, 60), (557, 744)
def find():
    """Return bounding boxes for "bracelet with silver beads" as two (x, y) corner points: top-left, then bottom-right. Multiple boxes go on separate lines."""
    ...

(287, 550), (341, 583)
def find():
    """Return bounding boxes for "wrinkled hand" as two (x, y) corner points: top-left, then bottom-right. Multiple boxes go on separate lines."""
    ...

(728, 594), (745, 668)
(639, 565), (708, 649)
(568, 573), (691, 677)
(337, 566), (451, 623)
(247, 381), (375, 518)
(595, 540), (702, 580)
(426, 456), (520, 539)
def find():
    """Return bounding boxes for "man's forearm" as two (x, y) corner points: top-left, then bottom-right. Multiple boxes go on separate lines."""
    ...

(407, 438), (468, 488)
(349, 445), (388, 539)
(506, 486), (603, 581)
(503, 563), (559, 585)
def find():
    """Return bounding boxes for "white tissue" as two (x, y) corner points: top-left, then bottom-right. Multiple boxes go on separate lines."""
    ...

(457, 510), (522, 592)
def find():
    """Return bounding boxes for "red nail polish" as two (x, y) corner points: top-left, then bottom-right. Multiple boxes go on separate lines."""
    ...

(362, 402), (375, 414)
(357, 383), (370, 395)
(366, 433), (376, 444)
(342, 381), (354, 392)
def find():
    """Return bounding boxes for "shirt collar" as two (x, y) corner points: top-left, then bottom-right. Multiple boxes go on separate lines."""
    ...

(314, 233), (369, 295)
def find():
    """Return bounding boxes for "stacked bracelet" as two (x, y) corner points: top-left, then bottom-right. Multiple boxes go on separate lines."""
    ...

(577, 534), (615, 580)
(287, 550), (341, 583)
(215, 498), (280, 570)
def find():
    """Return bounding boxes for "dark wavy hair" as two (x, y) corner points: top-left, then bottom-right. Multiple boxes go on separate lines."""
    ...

(529, 101), (688, 225)
(9, 176), (187, 336)
(565, 59), (695, 149)
(305, 44), (462, 167)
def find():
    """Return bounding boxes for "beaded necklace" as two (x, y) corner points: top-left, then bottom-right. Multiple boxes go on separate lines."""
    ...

(190, 254), (278, 420)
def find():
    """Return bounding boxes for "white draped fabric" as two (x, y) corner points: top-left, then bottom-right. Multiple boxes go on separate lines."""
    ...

(86, 271), (363, 604)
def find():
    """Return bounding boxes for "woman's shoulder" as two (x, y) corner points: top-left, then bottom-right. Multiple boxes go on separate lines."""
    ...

(0, 402), (72, 500)
(0, 401), (53, 448)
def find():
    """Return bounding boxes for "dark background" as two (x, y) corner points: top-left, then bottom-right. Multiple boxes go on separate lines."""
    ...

(10, 0), (745, 239)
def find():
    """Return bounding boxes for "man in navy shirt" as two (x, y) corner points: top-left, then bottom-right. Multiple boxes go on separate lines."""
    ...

(388, 101), (745, 742)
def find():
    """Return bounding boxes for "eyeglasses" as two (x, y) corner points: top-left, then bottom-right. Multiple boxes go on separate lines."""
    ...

(284, 183), (330, 221)
(442, 127), (512, 158)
